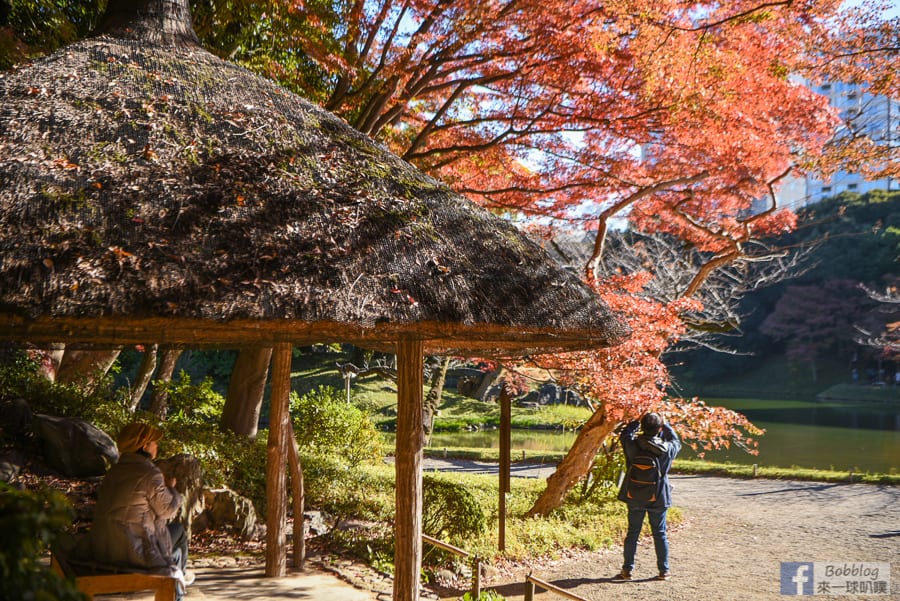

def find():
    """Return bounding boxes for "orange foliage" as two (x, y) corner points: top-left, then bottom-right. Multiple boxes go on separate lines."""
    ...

(514, 273), (760, 453)
(203, 0), (894, 453)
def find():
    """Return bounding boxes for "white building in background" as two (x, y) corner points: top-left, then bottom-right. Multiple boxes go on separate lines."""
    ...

(777, 80), (899, 211)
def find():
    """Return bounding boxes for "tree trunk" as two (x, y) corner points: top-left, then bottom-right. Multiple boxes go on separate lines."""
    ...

(526, 407), (618, 517)
(221, 347), (273, 438)
(31, 344), (66, 382)
(56, 348), (122, 390)
(149, 348), (183, 418)
(473, 368), (502, 401)
(423, 356), (450, 442)
(128, 344), (159, 412)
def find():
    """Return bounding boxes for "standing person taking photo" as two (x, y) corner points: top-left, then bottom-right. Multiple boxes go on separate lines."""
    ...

(613, 412), (681, 582)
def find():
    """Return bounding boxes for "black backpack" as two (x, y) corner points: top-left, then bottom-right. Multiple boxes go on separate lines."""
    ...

(625, 446), (662, 504)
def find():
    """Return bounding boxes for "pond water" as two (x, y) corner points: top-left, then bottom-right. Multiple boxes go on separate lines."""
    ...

(422, 399), (900, 474)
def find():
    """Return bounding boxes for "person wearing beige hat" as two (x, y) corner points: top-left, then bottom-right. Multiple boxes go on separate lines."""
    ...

(89, 422), (193, 597)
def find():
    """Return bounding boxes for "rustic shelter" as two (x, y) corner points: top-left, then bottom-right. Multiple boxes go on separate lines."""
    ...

(0, 1), (629, 599)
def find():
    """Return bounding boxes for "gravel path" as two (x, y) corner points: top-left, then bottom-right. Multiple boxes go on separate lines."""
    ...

(423, 461), (900, 600)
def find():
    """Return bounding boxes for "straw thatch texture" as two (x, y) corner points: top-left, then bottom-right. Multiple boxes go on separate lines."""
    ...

(0, 29), (628, 354)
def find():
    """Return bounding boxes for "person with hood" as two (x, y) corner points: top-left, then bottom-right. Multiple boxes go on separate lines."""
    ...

(613, 412), (681, 581)
(90, 422), (193, 595)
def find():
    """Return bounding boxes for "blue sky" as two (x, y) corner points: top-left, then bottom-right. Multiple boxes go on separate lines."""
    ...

(842, 0), (900, 19)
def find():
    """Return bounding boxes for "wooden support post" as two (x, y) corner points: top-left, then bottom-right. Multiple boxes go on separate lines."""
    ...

(499, 385), (511, 552)
(265, 342), (292, 577)
(394, 337), (424, 601)
(287, 420), (306, 570)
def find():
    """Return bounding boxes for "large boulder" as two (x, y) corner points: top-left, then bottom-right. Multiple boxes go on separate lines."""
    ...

(157, 453), (204, 537)
(538, 383), (561, 404)
(0, 398), (33, 444)
(32, 414), (118, 477)
(202, 487), (260, 541)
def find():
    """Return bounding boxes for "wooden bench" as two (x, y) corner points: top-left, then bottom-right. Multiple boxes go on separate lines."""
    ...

(51, 553), (178, 601)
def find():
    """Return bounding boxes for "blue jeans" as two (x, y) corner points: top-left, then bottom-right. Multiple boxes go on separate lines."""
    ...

(168, 522), (188, 601)
(622, 508), (669, 573)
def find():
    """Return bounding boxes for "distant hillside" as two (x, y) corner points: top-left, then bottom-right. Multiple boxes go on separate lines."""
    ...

(670, 189), (900, 401)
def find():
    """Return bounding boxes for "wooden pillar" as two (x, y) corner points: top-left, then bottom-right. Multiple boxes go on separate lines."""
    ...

(394, 337), (424, 601)
(287, 420), (306, 570)
(265, 342), (292, 577)
(498, 385), (511, 551)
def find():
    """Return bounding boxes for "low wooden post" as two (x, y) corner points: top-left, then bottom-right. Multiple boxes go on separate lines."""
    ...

(524, 576), (535, 601)
(395, 337), (425, 601)
(265, 342), (292, 577)
(472, 555), (481, 600)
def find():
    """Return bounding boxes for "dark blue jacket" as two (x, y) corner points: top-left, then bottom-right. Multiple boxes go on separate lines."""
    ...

(617, 420), (681, 510)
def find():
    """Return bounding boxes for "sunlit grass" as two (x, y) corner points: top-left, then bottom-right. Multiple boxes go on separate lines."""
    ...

(417, 468), (671, 561)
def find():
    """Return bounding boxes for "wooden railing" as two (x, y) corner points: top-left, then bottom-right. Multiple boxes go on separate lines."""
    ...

(422, 534), (482, 599)
(524, 572), (589, 601)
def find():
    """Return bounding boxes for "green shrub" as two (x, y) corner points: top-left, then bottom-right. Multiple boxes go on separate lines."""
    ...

(161, 372), (226, 424)
(291, 386), (383, 467)
(462, 591), (506, 601)
(423, 475), (487, 543)
(301, 457), (394, 522)
(0, 483), (86, 600)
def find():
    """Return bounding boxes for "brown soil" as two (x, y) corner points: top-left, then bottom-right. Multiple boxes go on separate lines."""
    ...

(450, 474), (900, 600)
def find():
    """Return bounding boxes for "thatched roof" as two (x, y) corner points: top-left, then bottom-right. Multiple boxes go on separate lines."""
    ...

(0, 0), (628, 355)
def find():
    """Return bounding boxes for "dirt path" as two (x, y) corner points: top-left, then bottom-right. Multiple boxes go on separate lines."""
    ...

(436, 472), (900, 600)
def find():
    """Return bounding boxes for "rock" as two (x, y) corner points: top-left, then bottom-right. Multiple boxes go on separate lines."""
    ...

(456, 375), (480, 397)
(203, 487), (260, 540)
(480, 563), (501, 580)
(191, 512), (210, 534)
(156, 453), (204, 537)
(517, 390), (541, 405)
(0, 449), (26, 482)
(0, 398), (33, 444)
(303, 510), (330, 536)
(435, 568), (456, 582)
(484, 384), (502, 402)
(32, 414), (118, 477)
(539, 382), (561, 404)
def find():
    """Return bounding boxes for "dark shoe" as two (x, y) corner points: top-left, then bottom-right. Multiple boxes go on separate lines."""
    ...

(612, 570), (632, 581)
(657, 571), (671, 581)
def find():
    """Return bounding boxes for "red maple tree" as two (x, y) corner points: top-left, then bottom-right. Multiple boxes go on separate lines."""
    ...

(189, 0), (900, 513)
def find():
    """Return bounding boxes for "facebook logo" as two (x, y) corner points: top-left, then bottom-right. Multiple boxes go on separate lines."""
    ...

(781, 563), (815, 596)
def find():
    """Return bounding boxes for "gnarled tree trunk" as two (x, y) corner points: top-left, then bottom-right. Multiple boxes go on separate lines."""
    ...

(473, 368), (502, 401)
(149, 348), (183, 418)
(221, 347), (273, 438)
(30, 344), (66, 382)
(526, 406), (618, 517)
(423, 356), (450, 443)
(56, 348), (122, 390)
(128, 344), (159, 412)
